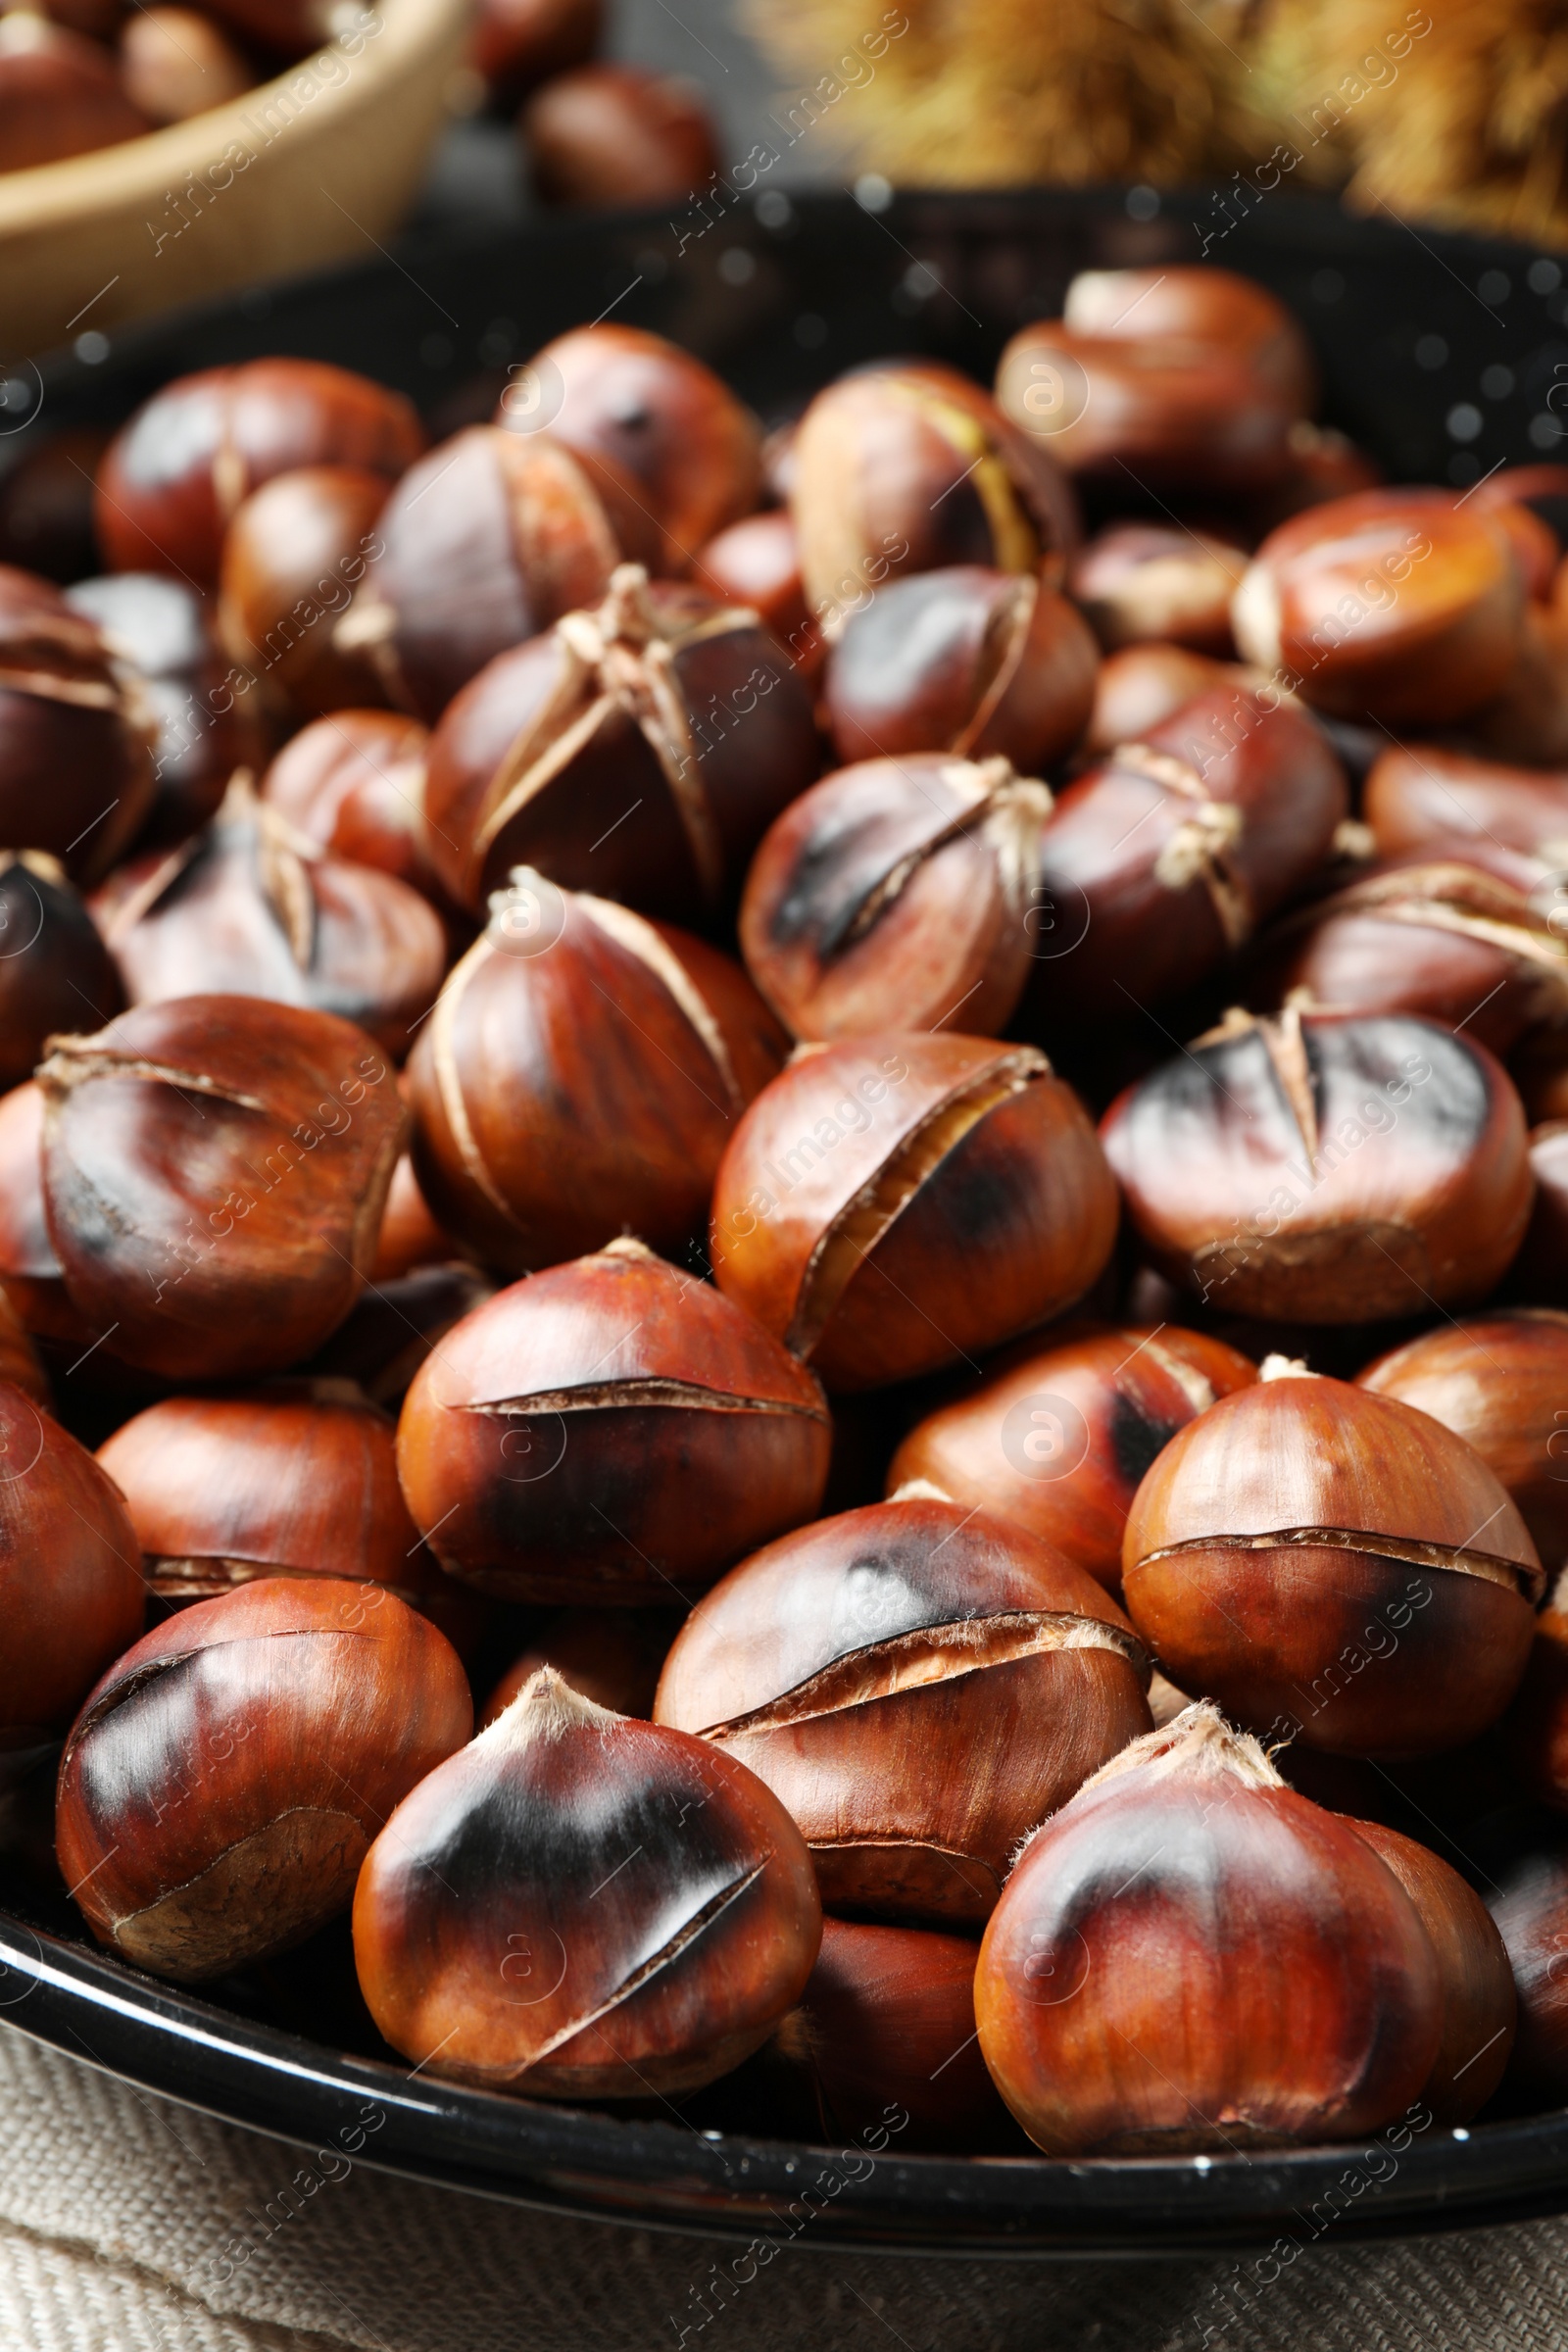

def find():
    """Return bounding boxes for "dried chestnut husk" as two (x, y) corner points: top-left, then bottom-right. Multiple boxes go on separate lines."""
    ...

(0, 565), (158, 881)
(1067, 525), (1248, 656)
(408, 868), (784, 1271)
(37, 996), (406, 1379)
(888, 1321), (1255, 1596)
(821, 566), (1098, 772)
(710, 1032), (1119, 1392)
(520, 63), (720, 210)
(421, 564), (818, 919)
(481, 1608), (677, 1726)
(655, 1490), (1151, 1925)
(217, 465), (390, 718)
(259, 709), (438, 899)
(56, 1577), (471, 1981)
(353, 1667), (820, 2096)
(738, 754), (1054, 1042)
(1122, 1363), (1543, 1756)
(1101, 1004), (1534, 1323)
(974, 1704), (1441, 2153)
(92, 774), (447, 1058)
(397, 1236), (829, 1603)
(0, 852), (121, 1094)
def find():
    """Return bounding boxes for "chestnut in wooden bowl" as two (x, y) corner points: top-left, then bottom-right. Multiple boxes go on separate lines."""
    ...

(353, 1667), (820, 2098)
(710, 1031), (1119, 1392)
(1121, 1364), (1543, 1756)
(0, 852), (121, 1095)
(974, 1704), (1442, 2154)
(887, 1321), (1256, 1595)
(1100, 1004), (1534, 1324)
(420, 563), (819, 921)
(820, 566), (1098, 773)
(738, 753), (1054, 1042)
(37, 995), (407, 1380)
(0, 565), (158, 882)
(396, 1237), (830, 1604)
(56, 1577), (471, 1982)
(654, 1491), (1152, 1925)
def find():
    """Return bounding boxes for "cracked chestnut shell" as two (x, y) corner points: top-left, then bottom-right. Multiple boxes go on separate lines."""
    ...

(1031, 684), (1348, 1029)
(1359, 1310), (1568, 1574)
(92, 774), (447, 1058)
(421, 564), (819, 921)
(1231, 490), (1526, 726)
(260, 710), (437, 900)
(887, 1321), (1256, 1596)
(353, 1667), (820, 2098)
(0, 565), (158, 882)
(37, 996), (407, 1380)
(408, 868), (785, 1272)
(0, 852), (121, 1095)
(654, 1491), (1152, 1925)
(56, 1577), (471, 1982)
(1121, 1366), (1543, 1756)
(710, 1032), (1118, 1392)
(0, 1380), (142, 1739)
(396, 1237), (830, 1604)
(821, 566), (1097, 772)
(95, 360), (423, 587)
(1067, 525), (1248, 657)
(974, 1704), (1442, 2155)
(738, 754), (1054, 1042)
(1101, 1004), (1534, 1324)
(790, 361), (1078, 631)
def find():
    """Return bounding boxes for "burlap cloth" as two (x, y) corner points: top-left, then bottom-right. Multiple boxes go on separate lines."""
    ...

(3, 2023), (1568, 2351)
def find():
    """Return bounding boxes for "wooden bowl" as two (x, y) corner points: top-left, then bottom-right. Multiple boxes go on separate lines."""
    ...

(0, 0), (472, 362)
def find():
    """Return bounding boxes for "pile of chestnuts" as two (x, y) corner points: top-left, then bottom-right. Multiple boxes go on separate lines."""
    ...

(20, 265), (1568, 2165)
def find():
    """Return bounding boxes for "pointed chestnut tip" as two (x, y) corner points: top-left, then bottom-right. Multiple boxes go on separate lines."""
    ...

(598, 1234), (659, 1266)
(484, 1662), (624, 1743)
(1074, 1698), (1285, 1802)
(1259, 1353), (1315, 1382)
(888, 1476), (955, 1505)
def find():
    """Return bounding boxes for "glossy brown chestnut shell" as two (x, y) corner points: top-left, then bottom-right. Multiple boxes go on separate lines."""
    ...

(0, 852), (121, 1095)
(1081, 644), (1258, 758)
(396, 1237), (830, 1604)
(974, 1705), (1442, 2154)
(887, 1321), (1256, 1595)
(0, 13), (147, 172)
(710, 1031), (1120, 1392)
(693, 510), (818, 680)
(408, 868), (784, 1272)
(420, 563), (819, 920)
(655, 1492), (1152, 1925)
(1101, 1004), (1535, 1324)
(56, 1577), (471, 1981)
(0, 1289), (46, 1405)
(0, 565), (158, 882)
(37, 996), (407, 1380)
(1364, 741), (1568, 870)
(353, 1667), (821, 2098)
(520, 62), (721, 211)
(1515, 1121), (1568, 1292)
(1067, 525), (1248, 656)
(259, 709), (436, 898)
(216, 465), (390, 718)
(738, 754), (1054, 1042)
(1121, 1366), (1543, 1756)
(1484, 1823), (1568, 2104)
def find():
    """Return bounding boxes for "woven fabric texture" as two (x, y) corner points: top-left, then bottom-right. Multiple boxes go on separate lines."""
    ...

(2, 2022), (1568, 2352)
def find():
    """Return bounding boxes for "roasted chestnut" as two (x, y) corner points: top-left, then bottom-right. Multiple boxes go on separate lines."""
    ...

(974, 1704), (1442, 2154)
(887, 1321), (1256, 1595)
(481, 1608), (677, 1726)
(1031, 684), (1348, 1029)
(120, 3), (252, 122)
(0, 565), (158, 882)
(420, 564), (818, 919)
(0, 1080), (80, 1350)
(694, 511), (819, 680)
(1055, 267), (1318, 405)
(37, 996), (406, 1380)
(91, 774), (447, 1058)
(1067, 525), (1248, 656)
(1359, 1311), (1568, 1573)
(0, 852), (121, 1095)
(396, 1236), (830, 1603)
(789, 362), (1078, 631)
(217, 466), (390, 718)
(1101, 1004), (1534, 1323)
(470, 0), (599, 98)
(0, 1380), (142, 1740)
(56, 1577), (471, 1981)
(1231, 490), (1526, 725)
(520, 63), (720, 210)
(738, 754), (1054, 1042)
(1515, 1121), (1568, 1293)
(408, 868), (784, 1270)
(1364, 741), (1568, 871)
(96, 361), (422, 588)
(371, 1152), (452, 1281)
(1081, 643), (1256, 757)
(506, 325), (760, 574)
(710, 1031), (1119, 1392)
(0, 1290), (46, 1405)
(0, 427), (111, 586)
(67, 571), (255, 847)
(1121, 1362), (1543, 1756)
(1501, 1581), (1568, 1812)
(95, 1384), (476, 1647)
(798, 1918), (1020, 2152)
(1484, 1820), (1568, 2104)
(655, 1491), (1152, 1925)
(821, 566), (1098, 772)
(259, 709), (437, 899)
(353, 1666), (820, 2096)
(0, 10), (147, 172)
